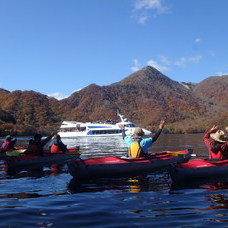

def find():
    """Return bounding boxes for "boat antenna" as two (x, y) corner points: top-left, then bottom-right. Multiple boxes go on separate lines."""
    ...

(117, 110), (125, 122)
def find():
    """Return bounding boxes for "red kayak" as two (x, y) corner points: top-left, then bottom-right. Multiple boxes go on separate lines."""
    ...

(67, 149), (192, 179)
(169, 158), (228, 182)
(5, 147), (81, 169)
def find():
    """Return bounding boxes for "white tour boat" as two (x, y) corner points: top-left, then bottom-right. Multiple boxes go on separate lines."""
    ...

(58, 112), (152, 138)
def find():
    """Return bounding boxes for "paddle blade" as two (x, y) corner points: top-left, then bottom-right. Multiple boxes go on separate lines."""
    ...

(6, 149), (26, 156)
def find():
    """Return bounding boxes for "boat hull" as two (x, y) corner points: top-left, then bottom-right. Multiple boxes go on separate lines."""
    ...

(5, 148), (81, 170)
(58, 112), (152, 138)
(67, 149), (191, 179)
(169, 159), (228, 183)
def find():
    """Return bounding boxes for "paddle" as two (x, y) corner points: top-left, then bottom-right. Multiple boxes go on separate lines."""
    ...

(6, 149), (26, 157)
(149, 149), (195, 157)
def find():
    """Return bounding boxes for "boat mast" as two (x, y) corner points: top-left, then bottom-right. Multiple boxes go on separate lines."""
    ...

(117, 111), (127, 123)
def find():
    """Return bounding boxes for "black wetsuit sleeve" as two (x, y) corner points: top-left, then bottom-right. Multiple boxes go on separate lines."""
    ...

(41, 135), (53, 146)
(122, 129), (126, 139)
(152, 129), (162, 143)
(59, 141), (67, 151)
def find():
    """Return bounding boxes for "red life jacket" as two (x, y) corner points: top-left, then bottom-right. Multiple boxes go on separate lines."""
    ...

(1, 141), (11, 152)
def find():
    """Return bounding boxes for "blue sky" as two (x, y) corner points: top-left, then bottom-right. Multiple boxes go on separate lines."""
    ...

(0, 0), (228, 100)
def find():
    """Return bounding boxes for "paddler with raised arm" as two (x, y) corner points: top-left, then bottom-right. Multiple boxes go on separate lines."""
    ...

(203, 125), (228, 159)
(119, 120), (165, 158)
(25, 133), (54, 155)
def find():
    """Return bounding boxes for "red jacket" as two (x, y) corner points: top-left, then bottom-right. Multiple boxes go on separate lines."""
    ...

(0, 141), (13, 152)
(203, 130), (228, 159)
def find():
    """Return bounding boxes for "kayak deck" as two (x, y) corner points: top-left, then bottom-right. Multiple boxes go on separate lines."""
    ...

(68, 149), (192, 179)
(169, 158), (228, 183)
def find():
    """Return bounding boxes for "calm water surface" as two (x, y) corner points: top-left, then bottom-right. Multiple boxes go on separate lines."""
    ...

(1, 134), (228, 227)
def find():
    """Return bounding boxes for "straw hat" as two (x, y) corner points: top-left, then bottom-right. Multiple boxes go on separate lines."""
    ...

(133, 127), (144, 138)
(210, 130), (228, 143)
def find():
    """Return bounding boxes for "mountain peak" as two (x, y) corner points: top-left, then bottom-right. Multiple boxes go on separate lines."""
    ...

(142, 65), (163, 74)
(113, 66), (175, 88)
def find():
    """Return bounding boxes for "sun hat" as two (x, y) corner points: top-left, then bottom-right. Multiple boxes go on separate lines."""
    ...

(5, 135), (12, 141)
(133, 127), (144, 138)
(210, 130), (228, 143)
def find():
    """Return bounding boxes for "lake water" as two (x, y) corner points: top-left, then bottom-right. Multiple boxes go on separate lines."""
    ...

(1, 134), (228, 227)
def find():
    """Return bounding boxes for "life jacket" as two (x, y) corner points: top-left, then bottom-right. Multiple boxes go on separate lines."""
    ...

(128, 139), (143, 158)
(26, 144), (38, 154)
(0, 141), (11, 152)
(50, 144), (60, 153)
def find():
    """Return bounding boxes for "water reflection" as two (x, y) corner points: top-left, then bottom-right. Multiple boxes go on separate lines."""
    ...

(67, 172), (171, 194)
(2, 161), (68, 179)
(6, 167), (45, 178)
(0, 135), (228, 227)
(150, 134), (207, 157)
(62, 136), (128, 158)
(170, 178), (228, 192)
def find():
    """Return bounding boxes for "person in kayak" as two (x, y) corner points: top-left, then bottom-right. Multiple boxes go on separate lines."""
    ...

(25, 133), (54, 155)
(119, 120), (165, 158)
(50, 134), (67, 153)
(203, 125), (228, 159)
(0, 134), (17, 152)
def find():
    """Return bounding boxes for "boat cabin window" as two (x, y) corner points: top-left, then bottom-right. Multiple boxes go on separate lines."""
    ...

(88, 129), (122, 135)
(60, 127), (86, 132)
(124, 124), (135, 128)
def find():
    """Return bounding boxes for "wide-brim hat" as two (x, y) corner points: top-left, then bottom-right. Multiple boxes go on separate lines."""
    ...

(133, 127), (144, 138)
(5, 135), (12, 142)
(210, 130), (228, 143)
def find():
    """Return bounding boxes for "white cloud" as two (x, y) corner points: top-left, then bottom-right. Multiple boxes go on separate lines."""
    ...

(48, 88), (83, 100)
(130, 58), (168, 73)
(216, 72), (228, 76)
(131, 55), (202, 73)
(160, 55), (202, 67)
(138, 15), (150, 24)
(159, 56), (171, 65)
(133, 59), (140, 66)
(134, 0), (166, 12)
(195, 38), (201, 43)
(132, 0), (168, 23)
(130, 59), (141, 71)
(174, 56), (202, 67)
(131, 66), (140, 71)
(147, 59), (169, 72)
(48, 92), (68, 100)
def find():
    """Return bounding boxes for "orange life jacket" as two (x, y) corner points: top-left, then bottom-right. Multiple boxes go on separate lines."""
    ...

(50, 144), (60, 153)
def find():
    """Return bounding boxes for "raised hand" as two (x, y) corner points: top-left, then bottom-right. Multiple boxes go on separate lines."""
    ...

(210, 125), (219, 132)
(118, 124), (125, 130)
(159, 120), (165, 129)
